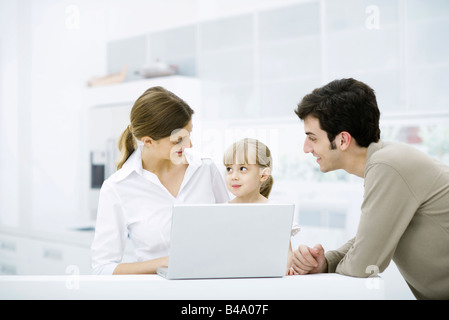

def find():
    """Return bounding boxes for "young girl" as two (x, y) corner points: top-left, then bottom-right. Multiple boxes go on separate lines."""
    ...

(223, 138), (299, 275)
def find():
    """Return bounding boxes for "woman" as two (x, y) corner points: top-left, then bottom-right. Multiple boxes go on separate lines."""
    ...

(91, 86), (229, 275)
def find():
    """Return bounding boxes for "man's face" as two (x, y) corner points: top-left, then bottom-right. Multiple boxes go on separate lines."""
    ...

(303, 116), (342, 173)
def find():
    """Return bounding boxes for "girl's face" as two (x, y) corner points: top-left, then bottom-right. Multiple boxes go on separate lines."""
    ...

(225, 162), (267, 199)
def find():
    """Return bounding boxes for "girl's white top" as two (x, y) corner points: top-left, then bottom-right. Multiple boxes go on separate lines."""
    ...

(91, 147), (230, 275)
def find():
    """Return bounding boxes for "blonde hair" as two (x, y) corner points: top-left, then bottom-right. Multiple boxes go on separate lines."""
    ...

(223, 138), (273, 198)
(116, 86), (194, 170)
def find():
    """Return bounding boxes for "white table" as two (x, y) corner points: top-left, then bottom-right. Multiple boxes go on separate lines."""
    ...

(0, 273), (384, 300)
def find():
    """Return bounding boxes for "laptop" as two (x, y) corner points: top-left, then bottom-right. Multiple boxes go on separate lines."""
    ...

(157, 203), (295, 280)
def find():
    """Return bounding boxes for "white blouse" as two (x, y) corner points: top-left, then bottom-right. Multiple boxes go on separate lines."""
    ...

(91, 147), (230, 275)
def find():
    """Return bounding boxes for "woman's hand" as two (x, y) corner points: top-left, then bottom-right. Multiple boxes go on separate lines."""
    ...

(113, 256), (169, 274)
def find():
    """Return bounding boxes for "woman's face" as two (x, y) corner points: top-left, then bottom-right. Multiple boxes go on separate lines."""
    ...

(146, 120), (193, 164)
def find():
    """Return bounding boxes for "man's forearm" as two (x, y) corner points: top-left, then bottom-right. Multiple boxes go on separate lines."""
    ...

(324, 238), (355, 273)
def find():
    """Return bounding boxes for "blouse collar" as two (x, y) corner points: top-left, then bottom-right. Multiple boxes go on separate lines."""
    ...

(113, 146), (202, 182)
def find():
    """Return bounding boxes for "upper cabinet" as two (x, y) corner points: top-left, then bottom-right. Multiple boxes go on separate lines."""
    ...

(99, 0), (449, 120)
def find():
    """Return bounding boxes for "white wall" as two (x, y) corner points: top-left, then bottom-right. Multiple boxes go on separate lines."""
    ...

(104, 0), (308, 40)
(0, 0), (108, 226)
(0, 0), (21, 226)
(27, 0), (108, 227)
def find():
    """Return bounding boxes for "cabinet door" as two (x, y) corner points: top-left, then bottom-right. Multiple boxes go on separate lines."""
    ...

(22, 239), (92, 275)
(0, 232), (136, 275)
(0, 234), (20, 275)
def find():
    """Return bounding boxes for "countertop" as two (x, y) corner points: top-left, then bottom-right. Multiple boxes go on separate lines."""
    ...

(0, 273), (385, 300)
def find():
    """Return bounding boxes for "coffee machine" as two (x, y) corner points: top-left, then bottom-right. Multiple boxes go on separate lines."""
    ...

(88, 104), (131, 221)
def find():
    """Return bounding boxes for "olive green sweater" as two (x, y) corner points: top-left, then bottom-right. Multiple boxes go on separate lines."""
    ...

(325, 141), (449, 300)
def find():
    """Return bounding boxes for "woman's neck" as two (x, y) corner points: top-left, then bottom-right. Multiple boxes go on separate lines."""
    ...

(141, 147), (181, 174)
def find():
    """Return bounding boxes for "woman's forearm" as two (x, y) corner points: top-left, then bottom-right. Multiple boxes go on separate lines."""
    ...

(113, 256), (169, 275)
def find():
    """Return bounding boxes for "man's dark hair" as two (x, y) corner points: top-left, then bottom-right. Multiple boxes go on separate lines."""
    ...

(294, 78), (381, 148)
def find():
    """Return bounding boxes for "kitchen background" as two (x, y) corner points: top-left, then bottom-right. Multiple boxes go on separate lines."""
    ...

(1, 0), (448, 299)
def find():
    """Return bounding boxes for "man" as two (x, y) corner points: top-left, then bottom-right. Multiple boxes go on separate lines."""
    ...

(292, 78), (449, 300)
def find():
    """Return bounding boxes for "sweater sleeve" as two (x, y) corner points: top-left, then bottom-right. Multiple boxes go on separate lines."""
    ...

(325, 238), (355, 273)
(332, 163), (419, 278)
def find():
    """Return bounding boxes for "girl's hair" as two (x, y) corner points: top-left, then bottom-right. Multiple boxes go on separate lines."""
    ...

(223, 138), (273, 198)
(116, 86), (194, 170)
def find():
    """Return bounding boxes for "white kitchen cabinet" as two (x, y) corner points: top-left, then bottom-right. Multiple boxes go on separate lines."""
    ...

(21, 238), (91, 275)
(0, 227), (136, 276)
(0, 234), (23, 275)
(0, 231), (90, 275)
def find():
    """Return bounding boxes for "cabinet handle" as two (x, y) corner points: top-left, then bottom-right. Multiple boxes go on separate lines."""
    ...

(0, 263), (17, 275)
(42, 248), (63, 261)
(0, 240), (16, 253)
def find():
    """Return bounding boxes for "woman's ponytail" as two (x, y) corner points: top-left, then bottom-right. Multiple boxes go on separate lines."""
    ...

(116, 125), (136, 170)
